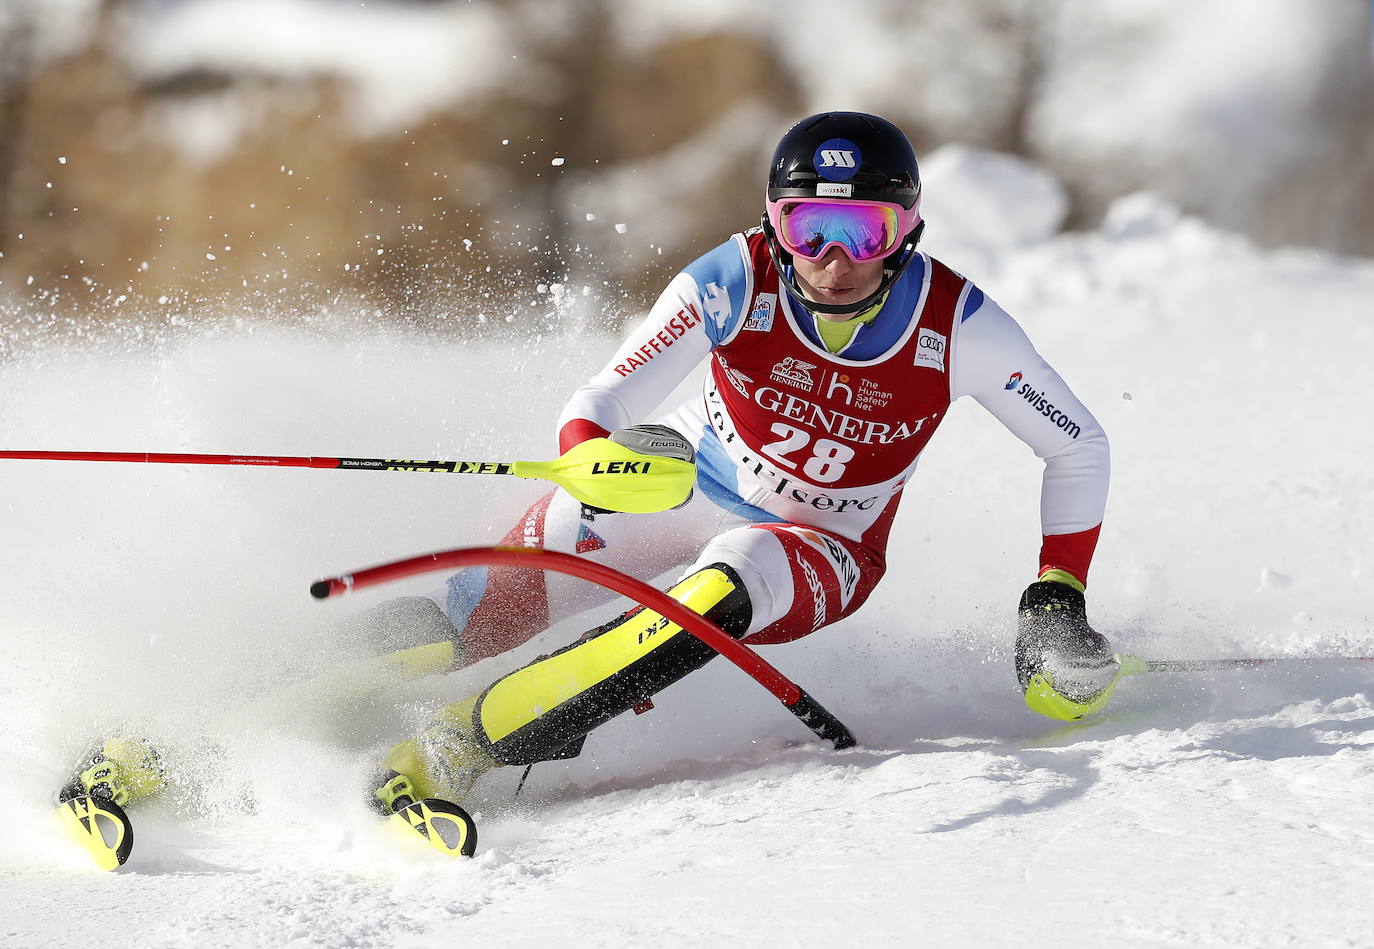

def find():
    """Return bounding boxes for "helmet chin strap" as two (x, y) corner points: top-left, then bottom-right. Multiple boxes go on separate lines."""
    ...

(760, 213), (925, 317)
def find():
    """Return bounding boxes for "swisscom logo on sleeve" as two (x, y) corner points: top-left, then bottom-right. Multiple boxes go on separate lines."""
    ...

(1004, 371), (1082, 439)
(915, 328), (946, 371)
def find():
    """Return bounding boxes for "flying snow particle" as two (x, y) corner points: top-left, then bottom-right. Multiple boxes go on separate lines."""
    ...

(614, 223), (628, 234)
(206, 253), (216, 261)
(551, 157), (565, 166)
(479, 848), (512, 867)
(585, 212), (596, 221)
(1259, 567), (1293, 590)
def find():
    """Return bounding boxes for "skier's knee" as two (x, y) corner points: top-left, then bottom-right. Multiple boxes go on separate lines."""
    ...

(469, 563), (754, 766)
(691, 526), (794, 634)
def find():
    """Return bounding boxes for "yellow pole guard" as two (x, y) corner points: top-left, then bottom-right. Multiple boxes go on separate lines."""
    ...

(513, 438), (696, 514)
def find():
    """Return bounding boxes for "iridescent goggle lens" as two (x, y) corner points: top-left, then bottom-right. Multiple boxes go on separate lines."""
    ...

(775, 199), (903, 262)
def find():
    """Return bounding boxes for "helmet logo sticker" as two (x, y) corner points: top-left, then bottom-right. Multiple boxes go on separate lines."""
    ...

(814, 138), (861, 181)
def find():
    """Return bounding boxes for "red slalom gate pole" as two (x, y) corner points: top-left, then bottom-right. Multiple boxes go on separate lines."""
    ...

(311, 545), (858, 750)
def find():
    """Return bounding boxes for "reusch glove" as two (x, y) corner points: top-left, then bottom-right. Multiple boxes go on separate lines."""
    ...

(582, 424), (695, 515)
(1015, 580), (1121, 720)
(608, 424), (694, 465)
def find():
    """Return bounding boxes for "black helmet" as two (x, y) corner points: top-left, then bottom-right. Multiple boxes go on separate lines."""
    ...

(766, 111), (921, 209)
(761, 112), (925, 316)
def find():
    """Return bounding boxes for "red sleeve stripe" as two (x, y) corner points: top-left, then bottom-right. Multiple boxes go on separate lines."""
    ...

(558, 418), (611, 454)
(1038, 523), (1102, 588)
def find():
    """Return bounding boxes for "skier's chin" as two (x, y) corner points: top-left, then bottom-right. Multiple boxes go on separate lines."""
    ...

(806, 291), (868, 318)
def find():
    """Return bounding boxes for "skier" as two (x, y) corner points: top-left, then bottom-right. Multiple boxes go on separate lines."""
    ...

(362, 110), (1116, 819)
(63, 112), (1116, 849)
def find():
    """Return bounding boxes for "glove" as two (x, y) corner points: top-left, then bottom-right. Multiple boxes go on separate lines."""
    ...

(582, 424), (695, 515)
(1015, 580), (1121, 720)
(608, 424), (695, 466)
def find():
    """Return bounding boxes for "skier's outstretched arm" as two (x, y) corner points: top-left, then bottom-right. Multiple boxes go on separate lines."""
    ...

(952, 291), (1118, 720)
(556, 265), (723, 451)
(951, 292), (1109, 586)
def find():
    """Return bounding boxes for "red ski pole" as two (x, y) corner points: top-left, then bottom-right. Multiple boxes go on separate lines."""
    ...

(0, 449), (345, 468)
(0, 439), (696, 514)
(0, 448), (519, 472)
(311, 545), (857, 750)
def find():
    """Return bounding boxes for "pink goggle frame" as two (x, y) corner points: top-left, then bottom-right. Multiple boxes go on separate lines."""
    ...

(767, 197), (921, 263)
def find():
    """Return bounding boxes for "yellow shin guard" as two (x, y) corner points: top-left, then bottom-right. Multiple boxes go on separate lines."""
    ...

(379, 695), (498, 802)
(379, 563), (752, 800)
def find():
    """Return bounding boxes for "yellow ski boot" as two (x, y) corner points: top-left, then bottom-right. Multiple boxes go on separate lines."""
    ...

(369, 696), (494, 858)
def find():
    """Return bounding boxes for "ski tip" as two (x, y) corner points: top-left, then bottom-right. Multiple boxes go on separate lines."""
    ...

(1116, 653), (1150, 676)
(56, 795), (133, 871)
(388, 798), (478, 858)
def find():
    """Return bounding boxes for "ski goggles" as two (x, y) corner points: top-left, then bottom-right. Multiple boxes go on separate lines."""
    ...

(767, 198), (919, 263)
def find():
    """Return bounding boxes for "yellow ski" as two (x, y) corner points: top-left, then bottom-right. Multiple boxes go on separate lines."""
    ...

(56, 794), (133, 871)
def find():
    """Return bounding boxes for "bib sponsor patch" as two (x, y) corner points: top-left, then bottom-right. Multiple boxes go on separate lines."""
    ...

(916, 328), (947, 371)
(770, 357), (817, 392)
(744, 293), (776, 332)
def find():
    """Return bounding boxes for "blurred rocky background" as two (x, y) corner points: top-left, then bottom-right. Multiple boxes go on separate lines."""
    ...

(1, 0), (1371, 336)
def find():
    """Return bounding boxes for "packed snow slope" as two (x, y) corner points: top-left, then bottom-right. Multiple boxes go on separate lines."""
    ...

(3, 188), (1374, 944)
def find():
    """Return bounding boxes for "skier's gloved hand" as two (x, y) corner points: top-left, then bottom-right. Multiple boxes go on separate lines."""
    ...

(1015, 579), (1121, 721)
(608, 424), (694, 465)
(581, 424), (695, 515)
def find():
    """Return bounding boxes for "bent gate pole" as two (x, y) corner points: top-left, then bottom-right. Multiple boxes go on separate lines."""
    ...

(311, 545), (858, 750)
